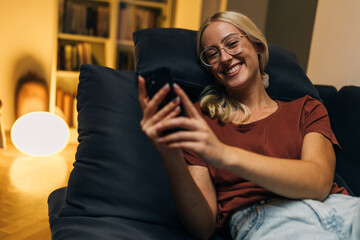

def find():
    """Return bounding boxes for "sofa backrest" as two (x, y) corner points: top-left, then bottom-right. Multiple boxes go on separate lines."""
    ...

(316, 85), (360, 196)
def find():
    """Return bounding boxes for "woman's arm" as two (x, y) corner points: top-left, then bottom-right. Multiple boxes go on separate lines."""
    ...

(220, 132), (335, 201)
(138, 77), (217, 239)
(158, 84), (335, 202)
(162, 155), (217, 240)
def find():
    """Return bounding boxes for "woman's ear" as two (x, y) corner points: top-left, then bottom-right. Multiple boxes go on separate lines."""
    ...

(255, 44), (263, 56)
(256, 45), (262, 59)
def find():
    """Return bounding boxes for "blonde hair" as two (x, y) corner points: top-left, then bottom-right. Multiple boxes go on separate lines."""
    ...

(197, 11), (269, 123)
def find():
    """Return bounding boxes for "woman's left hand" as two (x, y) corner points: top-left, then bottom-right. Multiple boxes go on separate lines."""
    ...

(156, 84), (226, 168)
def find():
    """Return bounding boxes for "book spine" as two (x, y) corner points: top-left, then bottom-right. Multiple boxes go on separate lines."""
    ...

(62, 1), (109, 37)
(64, 44), (73, 71)
(62, 92), (73, 126)
(56, 87), (76, 127)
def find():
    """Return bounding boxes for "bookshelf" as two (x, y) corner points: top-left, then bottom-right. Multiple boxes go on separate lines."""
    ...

(50, 0), (173, 142)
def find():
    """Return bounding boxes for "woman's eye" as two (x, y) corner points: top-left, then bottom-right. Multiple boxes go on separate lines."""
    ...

(226, 40), (239, 48)
(207, 51), (218, 59)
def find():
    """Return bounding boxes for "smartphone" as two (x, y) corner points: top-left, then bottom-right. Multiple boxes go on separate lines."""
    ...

(143, 67), (185, 134)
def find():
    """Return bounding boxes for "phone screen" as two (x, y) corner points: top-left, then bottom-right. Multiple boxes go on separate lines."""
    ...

(143, 67), (185, 134)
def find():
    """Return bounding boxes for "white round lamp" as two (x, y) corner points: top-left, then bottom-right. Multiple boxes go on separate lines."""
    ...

(11, 111), (69, 157)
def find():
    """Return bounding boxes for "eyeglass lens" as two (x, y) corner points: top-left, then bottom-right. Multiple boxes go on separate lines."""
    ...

(201, 34), (244, 66)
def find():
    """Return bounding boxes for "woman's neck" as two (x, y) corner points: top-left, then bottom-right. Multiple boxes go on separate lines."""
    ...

(228, 76), (274, 108)
(226, 78), (278, 124)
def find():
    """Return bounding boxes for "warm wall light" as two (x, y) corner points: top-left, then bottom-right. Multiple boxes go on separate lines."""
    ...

(11, 111), (69, 157)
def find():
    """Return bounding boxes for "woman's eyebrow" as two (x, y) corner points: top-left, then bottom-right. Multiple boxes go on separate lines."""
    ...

(204, 33), (240, 49)
(222, 33), (239, 42)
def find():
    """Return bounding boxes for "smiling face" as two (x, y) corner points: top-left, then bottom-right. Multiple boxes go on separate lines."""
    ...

(201, 21), (262, 93)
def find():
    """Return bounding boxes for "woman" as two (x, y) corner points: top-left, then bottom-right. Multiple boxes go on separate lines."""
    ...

(138, 11), (359, 240)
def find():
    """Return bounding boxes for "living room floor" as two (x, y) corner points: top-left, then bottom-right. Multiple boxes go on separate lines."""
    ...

(0, 133), (77, 240)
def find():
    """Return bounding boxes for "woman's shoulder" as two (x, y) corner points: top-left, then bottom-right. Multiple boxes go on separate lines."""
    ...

(278, 95), (328, 121)
(279, 95), (323, 109)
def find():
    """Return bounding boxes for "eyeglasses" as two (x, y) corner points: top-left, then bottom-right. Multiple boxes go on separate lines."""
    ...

(200, 33), (247, 67)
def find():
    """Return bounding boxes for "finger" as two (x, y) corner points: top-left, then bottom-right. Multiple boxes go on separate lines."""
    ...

(158, 96), (181, 119)
(155, 116), (202, 136)
(162, 104), (182, 121)
(158, 128), (203, 144)
(143, 83), (171, 119)
(150, 96), (181, 126)
(137, 76), (149, 111)
(173, 83), (202, 119)
(167, 141), (202, 151)
(160, 134), (205, 154)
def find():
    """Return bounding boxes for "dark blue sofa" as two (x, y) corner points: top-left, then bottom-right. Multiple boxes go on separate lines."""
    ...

(47, 29), (360, 240)
(314, 84), (360, 196)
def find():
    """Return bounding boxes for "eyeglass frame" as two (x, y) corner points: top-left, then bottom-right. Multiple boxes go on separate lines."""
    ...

(200, 33), (247, 67)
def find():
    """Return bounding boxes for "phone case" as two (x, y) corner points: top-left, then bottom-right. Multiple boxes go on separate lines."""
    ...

(144, 67), (177, 110)
(143, 67), (185, 135)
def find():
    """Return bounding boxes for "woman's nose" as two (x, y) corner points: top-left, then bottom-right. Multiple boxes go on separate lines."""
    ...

(219, 48), (232, 63)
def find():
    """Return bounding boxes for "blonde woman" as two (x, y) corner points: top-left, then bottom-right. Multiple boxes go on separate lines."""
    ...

(138, 11), (359, 240)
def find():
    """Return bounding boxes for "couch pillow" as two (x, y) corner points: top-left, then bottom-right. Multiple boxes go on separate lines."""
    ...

(61, 64), (187, 231)
(133, 28), (215, 102)
(264, 45), (321, 101)
(133, 28), (321, 102)
(332, 86), (360, 196)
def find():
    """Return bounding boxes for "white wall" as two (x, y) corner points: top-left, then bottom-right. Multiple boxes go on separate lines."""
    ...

(172, 0), (203, 30)
(200, 0), (228, 24)
(226, 0), (269, 33)
(307, 0), (360, 89)
(0, 0), (56, 131)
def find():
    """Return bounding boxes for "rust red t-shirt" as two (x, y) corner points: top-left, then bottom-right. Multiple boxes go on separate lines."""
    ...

(183, 95), (348, 229)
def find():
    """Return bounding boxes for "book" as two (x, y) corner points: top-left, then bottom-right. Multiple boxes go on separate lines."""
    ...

(56, 87), (76, 127)
(97, 6), (109, 37)
(58, 41), (95, 71)
(118, 3), (128, 40)
(61, 0), (109, 37)
(64, 44), (73, 71)
(62, 92), (73, 126)
(117, 3), (160, 41)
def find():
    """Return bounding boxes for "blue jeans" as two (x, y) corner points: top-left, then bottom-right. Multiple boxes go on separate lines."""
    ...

(230, 194), (360, 240)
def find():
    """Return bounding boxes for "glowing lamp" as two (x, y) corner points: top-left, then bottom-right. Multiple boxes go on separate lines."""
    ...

(11, 112), (69, 157)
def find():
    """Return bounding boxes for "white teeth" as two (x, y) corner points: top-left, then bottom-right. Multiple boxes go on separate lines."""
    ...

(226, 64), (240, 75)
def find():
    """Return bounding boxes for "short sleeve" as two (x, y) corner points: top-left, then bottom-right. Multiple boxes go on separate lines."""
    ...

(183, 150), (207, 167)
(302, 96), (341, 152)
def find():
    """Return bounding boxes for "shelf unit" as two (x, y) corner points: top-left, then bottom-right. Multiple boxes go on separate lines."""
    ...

(50, 0), (173, 142)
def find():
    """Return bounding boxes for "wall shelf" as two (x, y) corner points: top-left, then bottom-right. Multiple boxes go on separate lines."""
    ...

(50, 0), (173, 142)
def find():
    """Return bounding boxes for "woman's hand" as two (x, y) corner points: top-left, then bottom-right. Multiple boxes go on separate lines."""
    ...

(138, 76), (183, 153)
(138, 76), (218, 239)
(138, 75), (227, 168)
(156, 83), (227, 168)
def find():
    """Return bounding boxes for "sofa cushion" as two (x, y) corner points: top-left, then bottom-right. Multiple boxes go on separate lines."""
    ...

(60, 64), (190, 234)
(264, 45), (321, 101)
(133, 28), (321, 102)
(51, 28), (327, 239)
(332, 86), (360, 196)
(315, 84), (355, 196)
(133, 28), (214, 102)
(314, 85), (338, 124)
(49, 188), (196, 240)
